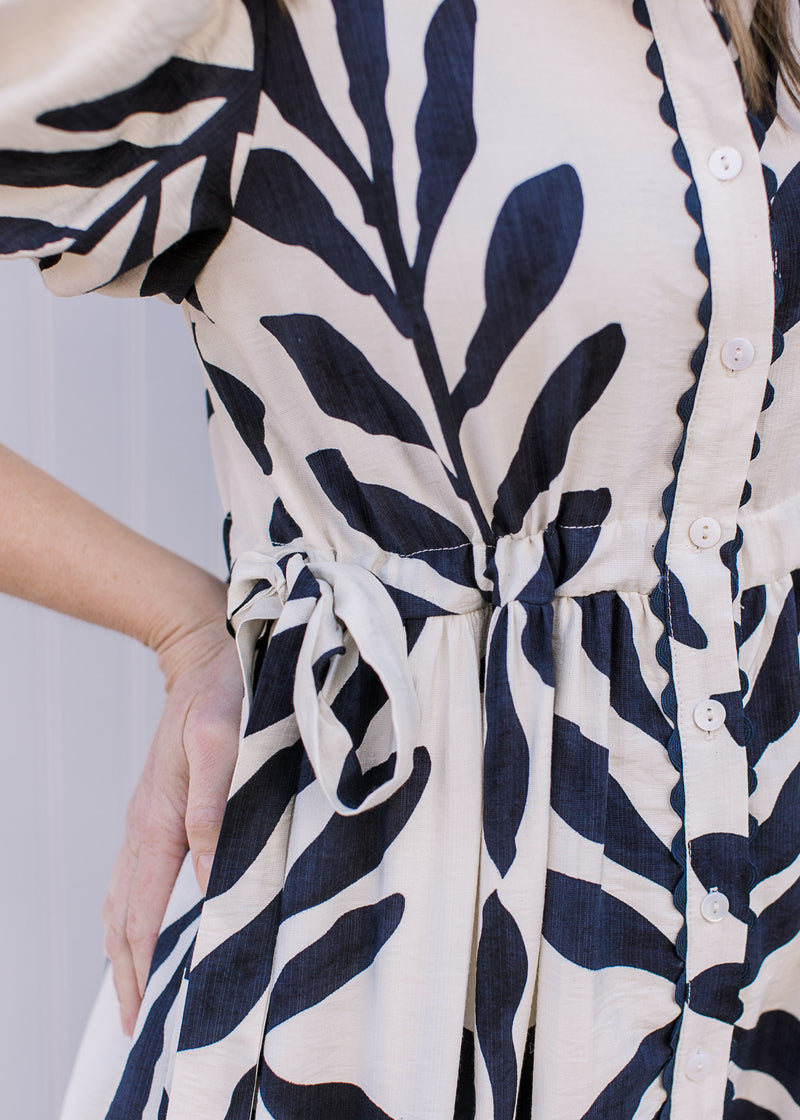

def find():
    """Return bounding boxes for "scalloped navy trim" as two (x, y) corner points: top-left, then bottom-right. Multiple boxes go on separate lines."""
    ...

(721, 45), (784, 1104)
(634, 2), (785, 1107)
(634, 2), (706, 1110)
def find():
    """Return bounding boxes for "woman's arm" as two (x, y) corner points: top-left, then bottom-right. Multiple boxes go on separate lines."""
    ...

(0, 442), (223, 654)
(0, 443), (242, 1035)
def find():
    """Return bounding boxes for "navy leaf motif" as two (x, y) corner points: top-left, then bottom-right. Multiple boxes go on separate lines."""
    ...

(222, 512), (233, 574)
(745, 586), (800, 766)
(246, 624), (307, 733)
(259, 1059), (397, 1120)
(414, 0), (477, 280)
(282, 747), (431, 921)
(515, 1027), (536, 1120)
(330, 656), (388, 747)
(307, 448), (473, 574)
(261, 314), (432, 448)
(753, 758), (800, 881)
(475, 892), (528, 1120)
(484, 608), (530, 877)
(236, 150), (409, 335)
(492, 326), (626, 535)
(452, 166), (585, 420)
(37, 54), (254, 132)
(0, 143), (148, 188)
(542, 871), (681, 980)
(793, 570), (800, 633)
(384, 584), (452, 620)
(519, 599), (555, 687)
(725, 1103), (780, 1120)
(266, 895), (404, 1032)
(148, 899), (203, 978)
(332, 0), (393, 182)
(4, 33), (265, 300)
(688, 962), (744, 1025)
(770, 163), (800, 335)
(222, 1066), (258, 1120)
(202, 356), (272, 474)
(206, 743), (304, 900)
(744, 871), (800, 981)
(550, 716), (678, 891)
(0, 216), (81, 255)
(158, 1090), (169, 1120)
(106, 947), (193, 1119)
(328, 656), (394, 809)
(665, 570), (708, 649)
(580, 1024), (674, 1120)
(405, 616), (428, 655)
(454, 1029), (476, 1120)
(269, 497), (302, 545)
(550, 717), (608, 845)
(545, 488), (612, 586)
(732, 1011), (800, 1105)
(261, 2), (373, 207)
(579, 592), (672, 747)
(558, 488), (612, 525)
(177, 895), (282, 1050)
(337, 748), (397, 810)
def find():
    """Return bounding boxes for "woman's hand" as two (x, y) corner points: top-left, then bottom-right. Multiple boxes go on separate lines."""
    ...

(101, 607), (244, 1037)
(0, 446), (246, 1035)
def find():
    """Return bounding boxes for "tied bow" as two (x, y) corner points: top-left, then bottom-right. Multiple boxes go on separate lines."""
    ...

(228, 549), (423, 816)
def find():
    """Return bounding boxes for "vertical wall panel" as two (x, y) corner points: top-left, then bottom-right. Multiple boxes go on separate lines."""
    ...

(0, 262), (225, 1119)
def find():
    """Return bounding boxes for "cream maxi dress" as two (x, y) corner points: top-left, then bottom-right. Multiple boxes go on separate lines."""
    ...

(3, 1), (800, 1117)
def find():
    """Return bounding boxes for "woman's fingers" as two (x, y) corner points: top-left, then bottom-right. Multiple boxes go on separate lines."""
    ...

(102, 839), (142, 1036)
(125, 814), (189, 1000)
(103, 628), (243, 1037)
(183, 672), (242, 895)
(125, 704), (192, 1001)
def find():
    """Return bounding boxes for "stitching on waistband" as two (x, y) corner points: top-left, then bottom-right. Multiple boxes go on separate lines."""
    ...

(398, 525), (608, 560)
(403, 543), (474, 557)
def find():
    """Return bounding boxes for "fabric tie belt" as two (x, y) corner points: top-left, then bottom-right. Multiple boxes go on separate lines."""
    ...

(226, 536), (559, 817)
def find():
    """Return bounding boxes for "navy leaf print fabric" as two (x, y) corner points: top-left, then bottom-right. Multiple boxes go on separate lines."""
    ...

(201, 354), (273, 475)
(483, 606), (530, 877)
(475, 892), (528, 1120)
(414, 0), (477, 280)
(261, 314), (433, 447)
(453, 167), (584, 420)
(307, 448), (471, 557)
(259, 1062), (398, 1120)
(237, 150), (410, 335)
(5, 1), (800, 1119)
(265, 895), (404, 1030)
(492, 327), (625, 535)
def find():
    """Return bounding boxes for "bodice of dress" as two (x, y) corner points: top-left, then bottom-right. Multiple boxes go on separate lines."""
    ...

(4, 2), (800, 1119)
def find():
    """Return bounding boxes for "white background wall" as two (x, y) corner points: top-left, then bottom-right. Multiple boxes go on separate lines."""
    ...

(0, 261), (226, 1119)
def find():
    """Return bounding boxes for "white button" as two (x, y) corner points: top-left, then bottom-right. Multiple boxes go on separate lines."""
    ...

(709, 146), (743, 180)
(689, 517), (721, 549)
(700, 889), (730, 923)
(720, 337), (755, 371)
(685, 1052), (713, 1082)
(693, 699), (726, 732)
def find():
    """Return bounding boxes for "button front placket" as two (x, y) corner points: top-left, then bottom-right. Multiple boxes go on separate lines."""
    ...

(647, 1), (776, 1115)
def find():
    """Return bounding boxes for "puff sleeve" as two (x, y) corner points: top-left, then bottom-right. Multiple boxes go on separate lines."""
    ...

(0, 0), (262, 300)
